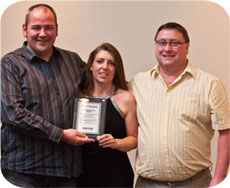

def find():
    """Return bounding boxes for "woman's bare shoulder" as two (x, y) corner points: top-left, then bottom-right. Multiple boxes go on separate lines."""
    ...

(115, 89), (136, 104)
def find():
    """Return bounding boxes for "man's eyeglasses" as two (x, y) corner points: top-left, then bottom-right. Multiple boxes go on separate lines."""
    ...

(155, 40), (187, 47)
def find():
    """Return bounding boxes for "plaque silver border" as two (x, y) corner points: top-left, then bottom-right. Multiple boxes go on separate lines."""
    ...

(73, 97), (107, 139)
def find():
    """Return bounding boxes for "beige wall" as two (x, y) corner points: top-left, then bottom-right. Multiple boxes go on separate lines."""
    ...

(1, 0), (229, 186)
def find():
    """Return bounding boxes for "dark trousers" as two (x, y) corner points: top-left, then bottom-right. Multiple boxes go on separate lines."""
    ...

(1, 168), (78, 188)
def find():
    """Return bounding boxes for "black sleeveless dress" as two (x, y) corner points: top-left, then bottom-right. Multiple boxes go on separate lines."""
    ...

(79, 97), (134, 187)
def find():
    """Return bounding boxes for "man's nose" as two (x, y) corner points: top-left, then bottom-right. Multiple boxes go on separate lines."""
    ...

(39, 28), (47, 37)
(164, 43), (172, 51)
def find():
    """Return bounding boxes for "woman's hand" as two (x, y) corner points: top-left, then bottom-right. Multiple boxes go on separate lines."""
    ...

(97, 134), (119, 149)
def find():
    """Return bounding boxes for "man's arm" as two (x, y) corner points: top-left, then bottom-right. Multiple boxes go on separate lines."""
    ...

(1, 54), (94, 146)
(1, 57), (64, 143)
(209, 129), (230, 187)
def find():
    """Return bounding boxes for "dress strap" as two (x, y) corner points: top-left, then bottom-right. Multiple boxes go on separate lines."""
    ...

(88, 87), (118, 99)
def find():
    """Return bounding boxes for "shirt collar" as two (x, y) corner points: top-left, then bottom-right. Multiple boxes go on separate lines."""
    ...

(182, 62), (196, 77)
(22, 41), (60, 63)
(22, 41), (35, 61)
(150, 61), (196, 79)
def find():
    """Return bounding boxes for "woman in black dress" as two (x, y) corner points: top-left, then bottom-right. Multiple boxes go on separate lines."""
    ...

(79, 43), (138, 187)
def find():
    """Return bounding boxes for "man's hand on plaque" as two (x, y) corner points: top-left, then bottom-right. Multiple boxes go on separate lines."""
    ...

(61, 129), (95, 146)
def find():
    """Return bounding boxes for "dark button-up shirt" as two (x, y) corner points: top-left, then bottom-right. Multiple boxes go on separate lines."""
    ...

(1, 42), (85, 178)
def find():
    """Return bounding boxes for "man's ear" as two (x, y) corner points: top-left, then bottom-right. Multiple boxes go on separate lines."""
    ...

(56, 24), (58, 37)
(22, 24), (27, 37)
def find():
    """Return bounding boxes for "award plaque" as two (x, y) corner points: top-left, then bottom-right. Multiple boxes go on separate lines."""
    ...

(73, 97), (107, 138)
